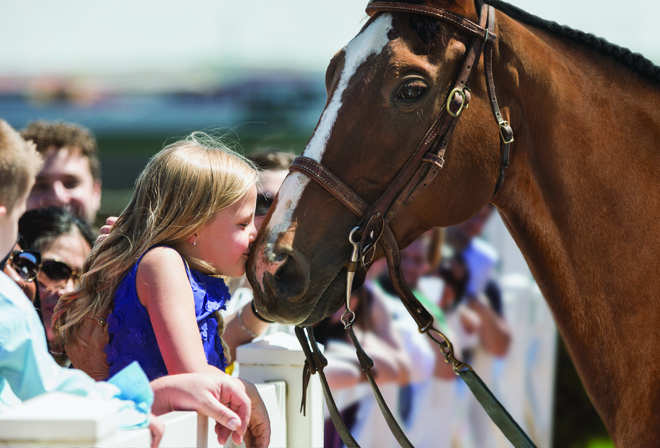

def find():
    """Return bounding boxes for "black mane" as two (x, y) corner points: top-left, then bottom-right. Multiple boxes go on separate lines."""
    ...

(482, 0), (660, 85)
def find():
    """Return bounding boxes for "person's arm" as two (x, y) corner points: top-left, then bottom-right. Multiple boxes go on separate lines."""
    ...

(323, 336), (402, 388)
(369, 292), (413, 385)
(466, 293), (511, 357)
(150, 373), (270, 447)
(223, 301), (271, 362)
(136, 247), (220, 375)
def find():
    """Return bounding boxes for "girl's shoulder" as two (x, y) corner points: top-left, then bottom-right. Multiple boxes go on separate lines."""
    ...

(134, 246), (192, 308)
(140, 245), (183, 263)
(137, 246), (188, 280)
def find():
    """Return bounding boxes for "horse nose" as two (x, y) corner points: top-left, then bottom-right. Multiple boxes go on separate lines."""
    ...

(263, 242), (310, 303)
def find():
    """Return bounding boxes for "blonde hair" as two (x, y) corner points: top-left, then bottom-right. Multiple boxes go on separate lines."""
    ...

(54, 132), (259, 344)
(0, 120), (42, 211)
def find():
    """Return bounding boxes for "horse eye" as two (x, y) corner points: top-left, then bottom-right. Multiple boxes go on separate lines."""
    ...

(397, 81), (427, 100)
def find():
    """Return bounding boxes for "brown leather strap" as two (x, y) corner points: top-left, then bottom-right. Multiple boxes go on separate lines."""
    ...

(398, 4), (491, 208)
(290, 157), (369, 218)
(295, 326), (360, 447)
(356, 3), (492, 257)
(458, 369), (537, 447)
(381, 227), (434, 330)
(366, 1), (496, 43)
(345, 325), (414, 447)
(483, 5), (513, 195)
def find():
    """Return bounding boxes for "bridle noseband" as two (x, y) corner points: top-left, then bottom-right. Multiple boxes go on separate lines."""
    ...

(290, 3), (533, 448)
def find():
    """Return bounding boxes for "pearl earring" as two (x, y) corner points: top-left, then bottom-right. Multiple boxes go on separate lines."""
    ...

(193, 239), (198, 246)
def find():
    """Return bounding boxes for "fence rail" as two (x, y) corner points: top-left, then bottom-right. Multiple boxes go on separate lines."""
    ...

(0, 333), (322, 448)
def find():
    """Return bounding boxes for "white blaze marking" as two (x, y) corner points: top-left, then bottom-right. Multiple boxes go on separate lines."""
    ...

(305, 14), (393, 162)
(257, 15), (393, 287)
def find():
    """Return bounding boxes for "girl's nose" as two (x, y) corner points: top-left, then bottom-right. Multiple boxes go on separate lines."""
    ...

(249, 222), (258, 241)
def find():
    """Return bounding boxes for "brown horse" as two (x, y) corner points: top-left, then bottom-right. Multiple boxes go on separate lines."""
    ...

(247, 0), (660, 445)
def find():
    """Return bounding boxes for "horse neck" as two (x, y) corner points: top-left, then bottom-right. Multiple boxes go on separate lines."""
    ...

(491, 13), (660, 441)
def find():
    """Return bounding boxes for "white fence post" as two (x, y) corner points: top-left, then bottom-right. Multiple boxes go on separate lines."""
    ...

(237, 332), (324, 448)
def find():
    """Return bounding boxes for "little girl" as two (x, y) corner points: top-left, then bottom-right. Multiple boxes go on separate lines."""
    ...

(54, 132), (259, 381)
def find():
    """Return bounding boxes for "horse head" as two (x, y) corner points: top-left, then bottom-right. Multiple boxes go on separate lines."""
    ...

(248, 0), (509, 325)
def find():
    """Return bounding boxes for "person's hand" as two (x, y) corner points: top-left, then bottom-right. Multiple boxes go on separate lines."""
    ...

(96, 216), (118, 245)
(237, 378), (271, 448)
(148, 414), (164, 448)
(150, 373), (270, 447)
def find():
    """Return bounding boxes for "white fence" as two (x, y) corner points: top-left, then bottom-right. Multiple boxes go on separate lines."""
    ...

(0, 333), (323, 448)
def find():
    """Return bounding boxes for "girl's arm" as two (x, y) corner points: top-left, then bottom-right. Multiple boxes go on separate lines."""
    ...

(136, 246), (219, 375)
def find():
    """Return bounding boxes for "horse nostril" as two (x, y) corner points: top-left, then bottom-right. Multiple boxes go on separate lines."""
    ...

(264, 245), (310, 303)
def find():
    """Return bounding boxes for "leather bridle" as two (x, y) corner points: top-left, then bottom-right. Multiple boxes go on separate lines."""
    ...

(290, 3), (533, 447)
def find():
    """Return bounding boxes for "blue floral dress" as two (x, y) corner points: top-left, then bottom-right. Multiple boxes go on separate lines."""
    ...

(104, 247), (230, 381)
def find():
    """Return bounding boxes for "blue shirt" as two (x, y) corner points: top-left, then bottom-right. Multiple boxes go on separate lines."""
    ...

(105, 247), (231, 381)
(0, 271), (150, 429)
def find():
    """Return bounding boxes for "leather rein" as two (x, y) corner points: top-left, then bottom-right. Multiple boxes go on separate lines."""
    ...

(291, 3), (533, 447)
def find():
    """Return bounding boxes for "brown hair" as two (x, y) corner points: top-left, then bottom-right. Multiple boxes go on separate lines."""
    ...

(20, 120), (101, 181)
(0, 120), (42, 211)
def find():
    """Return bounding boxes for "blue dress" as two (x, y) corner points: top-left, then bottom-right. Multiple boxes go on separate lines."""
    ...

(104, 247), (230, 381)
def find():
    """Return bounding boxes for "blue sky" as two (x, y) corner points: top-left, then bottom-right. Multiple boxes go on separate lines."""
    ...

(1, 0), (658, 77)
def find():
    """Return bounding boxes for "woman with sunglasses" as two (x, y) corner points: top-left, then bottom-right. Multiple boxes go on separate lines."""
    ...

(18, 207), (95, 364)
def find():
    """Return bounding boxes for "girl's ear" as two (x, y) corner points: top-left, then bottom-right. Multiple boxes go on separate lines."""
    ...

(185, 233), (198, 246)
(0, 205), (7, 219)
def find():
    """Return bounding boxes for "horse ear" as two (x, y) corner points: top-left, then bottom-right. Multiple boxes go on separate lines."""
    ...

(433, 0), (480, 22)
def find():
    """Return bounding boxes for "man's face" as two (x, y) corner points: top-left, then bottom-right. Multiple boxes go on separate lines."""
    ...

(27, 146), (101, 223)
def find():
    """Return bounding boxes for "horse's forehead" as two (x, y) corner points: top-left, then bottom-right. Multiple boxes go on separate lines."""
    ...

(304, 14), (393, 163)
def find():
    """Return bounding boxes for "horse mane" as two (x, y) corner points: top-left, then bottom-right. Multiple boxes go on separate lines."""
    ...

(481, 0), (660, 85)
(373, 0), (660, 84)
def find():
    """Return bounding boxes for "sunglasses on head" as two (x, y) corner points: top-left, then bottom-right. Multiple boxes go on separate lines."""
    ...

(5, 249), (41, 282)
(255, 192), (275, 217)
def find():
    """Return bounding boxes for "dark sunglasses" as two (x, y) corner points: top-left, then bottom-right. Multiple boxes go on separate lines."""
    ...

(255, 192), (275, 217)
(6, 250), (42, 282)
(39, 259), (80, 285)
